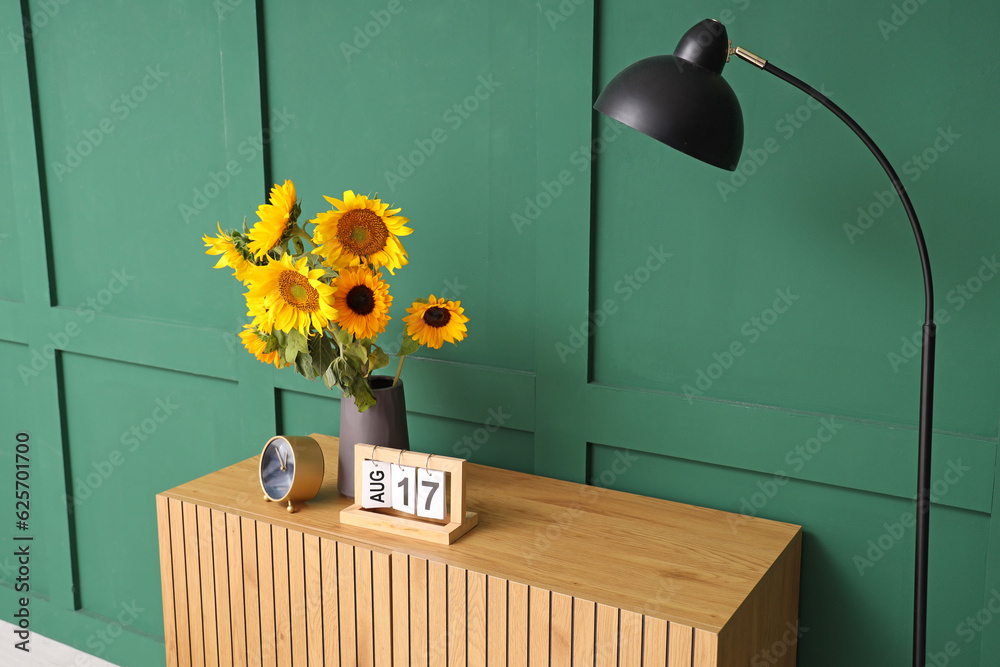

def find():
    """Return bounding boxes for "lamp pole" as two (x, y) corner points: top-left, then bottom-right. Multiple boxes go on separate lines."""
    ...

(733, 50), (936, 667)
(595, 19), (935, 667)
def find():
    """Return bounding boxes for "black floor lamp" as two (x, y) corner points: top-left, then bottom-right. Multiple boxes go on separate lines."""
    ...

(594, 19), (935, 667)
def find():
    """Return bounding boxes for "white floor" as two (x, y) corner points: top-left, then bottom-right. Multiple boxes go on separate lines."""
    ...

(0, 620), (119, 666)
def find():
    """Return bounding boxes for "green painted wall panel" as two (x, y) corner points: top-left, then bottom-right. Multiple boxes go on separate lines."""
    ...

(29, 0), (242, 331)
(61, 354), (241, 638)
(0, 79), (23, 302)
(262, 0), (538, 373)
(591, 444), (991, 667)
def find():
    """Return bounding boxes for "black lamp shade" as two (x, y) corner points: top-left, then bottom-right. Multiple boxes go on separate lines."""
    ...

(594, 19), (744, 171)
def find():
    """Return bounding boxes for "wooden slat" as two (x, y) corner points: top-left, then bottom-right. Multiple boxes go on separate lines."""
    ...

(508, 582), (529, 667)
(196, 506), (219, 667)
(241, 516), (261, 667)
(321, 538), (341, 664)
(467, 571), (487, 666)
(447, 566), (467, 667)
(156, 497), (178, 667)
(550, 592), (573, 667)
(668, 623), (694, 667)
(410, 556), (429, 667)
(573, 598), (596, 666)
(487, 577), (507, 666)
(182, 502), (205, 667)
(694, 628), (719, 667)
(643, 617), (669, 666)
(528, 588), (549, 667)
(596, 604), (618, 667)
(393, 552), (409, 667)
(226, 513), (246, 666)
(356, 547), (375, 666)
(619, 610), (643, 667)
(272, 527), (291, 667)
(428, 560), (449, 667)
(304, 535), (324, 667)
(257, 522), (276, 667)
(288, 530), (307, 666)
(210, 510), (231, 667)
(169, 500), (191, 667)
(338, 542), (358, 665)
(373, 551), (393, 667)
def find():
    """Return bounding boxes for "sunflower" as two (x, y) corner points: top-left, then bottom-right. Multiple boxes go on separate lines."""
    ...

(332, 266), (392, 340)
(203, 223), (254, 283)
(239, 324), (288, 368)
(311, 190), (412, 274)
(244, 254), (337, 336)
(248, 180), (298, 259)
(404, 295), (469, 349)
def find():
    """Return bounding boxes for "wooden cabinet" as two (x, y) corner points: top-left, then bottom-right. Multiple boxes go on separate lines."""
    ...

(157, 435), (801, 666)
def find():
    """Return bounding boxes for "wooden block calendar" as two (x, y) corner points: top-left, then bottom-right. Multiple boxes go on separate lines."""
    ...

(339, 444), (479, 544)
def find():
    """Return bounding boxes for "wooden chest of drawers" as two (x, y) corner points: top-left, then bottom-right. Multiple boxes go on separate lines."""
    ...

(157, 435), (801, 666)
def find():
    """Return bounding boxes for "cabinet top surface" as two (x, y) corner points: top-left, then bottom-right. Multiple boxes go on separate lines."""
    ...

(160, 434), (800, 633)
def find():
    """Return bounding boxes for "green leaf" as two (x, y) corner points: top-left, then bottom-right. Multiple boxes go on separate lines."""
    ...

(323, 367), (338, 390)
(344, 341), (368, 368)
(351, 380), (376, 412)
(310, 335), (337, 377)
(396, 334), (421, 357)
(294, 351), (316, 379)
(332, 325), (352, 348)
(287, 329), (309, 356)
(368, 345), (390, 372)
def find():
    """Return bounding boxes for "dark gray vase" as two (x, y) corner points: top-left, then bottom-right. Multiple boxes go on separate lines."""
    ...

(338, 376), (410, 498)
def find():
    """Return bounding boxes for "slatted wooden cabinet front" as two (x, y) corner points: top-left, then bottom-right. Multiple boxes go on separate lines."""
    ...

(157, 497), (724, 666)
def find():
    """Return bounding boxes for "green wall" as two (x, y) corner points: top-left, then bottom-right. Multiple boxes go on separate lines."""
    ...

(0, 1), (997, 665)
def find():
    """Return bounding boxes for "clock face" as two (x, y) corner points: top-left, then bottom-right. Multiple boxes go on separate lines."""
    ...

(260, 437), (295, 500)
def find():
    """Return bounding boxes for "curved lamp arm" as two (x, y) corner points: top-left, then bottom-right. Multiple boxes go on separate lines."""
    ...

(735, 46), (936, 667)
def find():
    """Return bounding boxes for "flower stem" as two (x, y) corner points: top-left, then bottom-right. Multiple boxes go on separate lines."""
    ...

(393, 355), (406, 386)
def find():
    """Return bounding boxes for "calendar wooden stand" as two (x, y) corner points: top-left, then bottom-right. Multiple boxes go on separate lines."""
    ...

(340, 444), (479, 545)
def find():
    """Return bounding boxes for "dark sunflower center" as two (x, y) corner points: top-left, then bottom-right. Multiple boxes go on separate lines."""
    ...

(337, 209), (389, 256)
(278, 270), (319, 311)
(422, 306), (451, 328)
(346, 285), (376, 315)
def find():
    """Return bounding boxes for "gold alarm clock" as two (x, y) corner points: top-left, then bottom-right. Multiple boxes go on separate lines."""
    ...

(259, 435), (325, 512)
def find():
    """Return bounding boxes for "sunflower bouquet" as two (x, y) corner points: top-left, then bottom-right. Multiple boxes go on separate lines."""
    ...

(203, 180), (469, 411)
